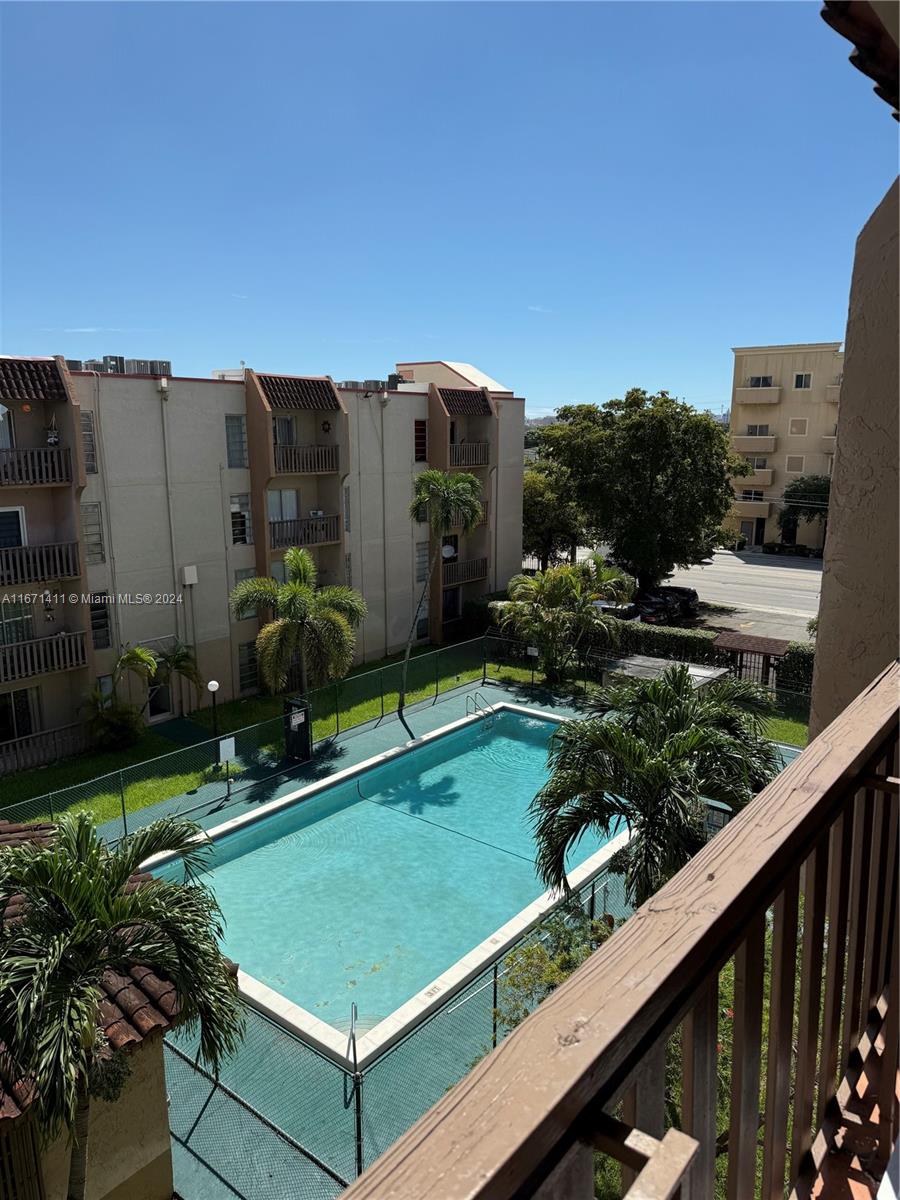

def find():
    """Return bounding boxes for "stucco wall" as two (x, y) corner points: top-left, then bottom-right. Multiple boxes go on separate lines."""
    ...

(41, 1037), (173, 1200)
(810, 179), (899, 735)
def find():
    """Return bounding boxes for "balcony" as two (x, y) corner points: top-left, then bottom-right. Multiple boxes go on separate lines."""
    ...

(0, 447), (72, 487)
(345, 663), (899, 1200)
(449, 442), (490, 468)
(451, 502), (489, 528)
(0, 541), (80, 587)
(733, 498), (772, 518)
(0, 631), (87, 684)
(443, 556), (488, 587)
(821, 433), (838, 452)
(731, 434), (777, 453)
(274, 443), (339, 475)
(826, 384), (841, 404)
(731, 468), (772, 488)
(735, 385), (781, 404)
(0, 722), (89, 777)
(269, 514), (341, 550)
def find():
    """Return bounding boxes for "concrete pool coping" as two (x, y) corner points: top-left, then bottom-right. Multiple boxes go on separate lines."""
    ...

(145, 701), (628, 1071)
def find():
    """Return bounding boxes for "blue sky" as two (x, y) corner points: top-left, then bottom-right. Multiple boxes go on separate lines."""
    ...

(2, 3), (896, 416)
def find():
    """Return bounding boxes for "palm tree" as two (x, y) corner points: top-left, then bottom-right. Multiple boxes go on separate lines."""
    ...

(230, 546), (366, 695)
(111, 644), (157, 701)
(0, 812), (244, 1200)
(576, 552), (636, 604)
(397, 469), (483, 733)
(496, 565), (620, 684)
(531, 665), (779, 907)
(81, 644), (159, 749)
(152, 639), (204, 709)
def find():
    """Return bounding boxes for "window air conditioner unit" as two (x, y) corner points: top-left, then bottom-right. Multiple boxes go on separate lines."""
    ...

(309, 509), (324, 518)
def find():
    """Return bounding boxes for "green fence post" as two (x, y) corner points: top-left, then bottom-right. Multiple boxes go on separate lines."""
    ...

(119, 770), (128, 838)
(482, 635), (487, 686)
(492, 960), (499, 1049)
(48, 791), (55, 821)
(335, 682), (340, 736)
(380, 669), (385, 720)
(354, 1074), (364, 1177)
(435, 646), (440, 704)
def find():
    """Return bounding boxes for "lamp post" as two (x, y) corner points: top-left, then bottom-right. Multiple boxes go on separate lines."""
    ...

(207, 679), (220, 738)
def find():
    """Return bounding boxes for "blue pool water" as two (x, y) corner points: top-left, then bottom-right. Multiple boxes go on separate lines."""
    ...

(159, 711), (613, 1032)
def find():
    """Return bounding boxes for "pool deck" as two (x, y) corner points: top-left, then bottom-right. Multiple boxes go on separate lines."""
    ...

(104, 680), (589, 842)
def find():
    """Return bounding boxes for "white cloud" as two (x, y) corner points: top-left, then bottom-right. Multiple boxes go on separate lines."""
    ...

(230, 293), (249, 301)
(527, 305), (553, 314)
(40, 326), (161, 335)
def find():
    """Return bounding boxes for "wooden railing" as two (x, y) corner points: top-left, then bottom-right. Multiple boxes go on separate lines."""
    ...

(344, 662), (899, 1199)
(274, 443), (339, 474)
(0, 631), (87, 683)
(0, 447), (72, 487)
(269, 514), (341, 550)
(0, 722), (89, 776)
(0, 541), (80, 586)
(443, 557), (488, 587)
(450, 442), (490, 468)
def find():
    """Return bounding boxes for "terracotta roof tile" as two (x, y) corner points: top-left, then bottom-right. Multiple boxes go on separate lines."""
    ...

(0, 358), (67, 404)
(257, 374), (341, 411)
(438, 387), (492, 416)
(0, 820), (186, 1123)
(713, 631), (792, 657)
(821, 1), (899, 118)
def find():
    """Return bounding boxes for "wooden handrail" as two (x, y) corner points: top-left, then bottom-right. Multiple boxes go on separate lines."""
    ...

(0, 722), (89, 776)
(443, 557), (488, 587)
(449, 442), (490, 468)
(268, 514), (341, 549)
(0, 446), (72, 486)
(344, 662), (899, 1199)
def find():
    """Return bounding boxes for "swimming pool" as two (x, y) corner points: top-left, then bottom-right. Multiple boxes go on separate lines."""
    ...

(154, 705), (625, 1066)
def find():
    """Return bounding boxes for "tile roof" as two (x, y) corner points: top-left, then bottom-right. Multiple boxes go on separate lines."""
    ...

(438, 387), (492, 417)
(0, 820), (184, 1124)
(256, 374), (341, 411)
(0, 357), (68, 404)
(713, 631), (792, 657)
(821, 0), (899, 118)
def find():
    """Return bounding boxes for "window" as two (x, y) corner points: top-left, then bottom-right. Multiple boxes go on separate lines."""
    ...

(739, 489), (764, 502)
(784, 456), (805, 474)
(233, 568), (256, 619)
(238, 641), (258, 692)
(749, 456), (768, 470)
(81, 502), (105, 563)
(748, 376), (773, 388)
(225, 415), (248, 468)
(442, 534), (458, 562)
(0, 508), (24, 549)
(97, 675), (114, 704)
(230, 494), (252, 545)
(273, 415), (295, 446)
(414, 419), (428, 463)
(89, 598), (111, 650)
(415, 541), (429, 584)
(81, 411), (97, 473)
(267, 489), (298, 522)
(343, 485), (351, 533)
(788, 418), (808, 436)
(0, 405), (13, 451)
(746, 424), (769, 436)
(0, 601), (33, 646)
(0, 686), (40, 743)
(794, 373), (812, 390)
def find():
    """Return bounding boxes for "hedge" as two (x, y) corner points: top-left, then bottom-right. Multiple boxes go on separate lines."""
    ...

(460, 591), (508, 638)
(774, 641), (815, 694)
(593, 621), (731, 667)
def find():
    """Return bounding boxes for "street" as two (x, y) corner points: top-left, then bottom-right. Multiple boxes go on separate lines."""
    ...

(667, 550), (821, 642)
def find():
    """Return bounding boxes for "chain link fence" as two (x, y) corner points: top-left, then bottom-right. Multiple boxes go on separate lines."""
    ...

(165, 864), (631, 1199)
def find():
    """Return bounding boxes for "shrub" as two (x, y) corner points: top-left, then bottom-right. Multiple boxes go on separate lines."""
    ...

(718, 528), (747, 551)
(84, 699), (145, 750)
(592, 621), (730, 667)
(461, 590), (507, 637)
(774, 641), (815, 694)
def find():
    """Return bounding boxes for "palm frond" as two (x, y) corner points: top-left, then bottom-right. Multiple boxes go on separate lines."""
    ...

(283, 547), (317, 588)
(254, 618), (299, 693)
(230, 576), (280, 620)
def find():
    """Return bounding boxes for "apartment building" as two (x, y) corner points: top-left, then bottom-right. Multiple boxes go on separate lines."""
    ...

(0, 356), (523, 767)
(727, 342), (842, 547)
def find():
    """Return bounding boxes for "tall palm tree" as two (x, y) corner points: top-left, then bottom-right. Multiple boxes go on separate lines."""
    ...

(230, 546), (366, 694)
(0, 812), (244, 1200)
(496, 565), (620, 684)
(531, 665), (779, 907)
(398, 469), (483, 733)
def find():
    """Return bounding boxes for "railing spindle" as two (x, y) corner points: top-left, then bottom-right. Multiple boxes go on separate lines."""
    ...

(761, 872), (799, 1199)
(791, 837), (830, 1177)
(726, 914), (765, 1200)
(817, 809), (854, 1129)
(841, 790), (875, 1068)
(681, 979), (718, 1200)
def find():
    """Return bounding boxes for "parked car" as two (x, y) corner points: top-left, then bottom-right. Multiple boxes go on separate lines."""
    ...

(634, 585), (699, 624)
(762, 542), (810, 557)
(656, 585), (700, 617)
(592, 600), (640, 622)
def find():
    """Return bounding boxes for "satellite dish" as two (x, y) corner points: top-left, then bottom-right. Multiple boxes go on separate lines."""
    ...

(442, 544), (456, 559)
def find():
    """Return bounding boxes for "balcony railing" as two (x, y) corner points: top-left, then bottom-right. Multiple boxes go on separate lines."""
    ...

(274, 443), (339, 474)
(0, 541), (80, 587)
(269, 514), (341, 550)
(0, 631), (87, 684)
(733, 498), (772, 518)
(443, 556), (488, 587)
(345, 663), (899, 1200)
(0, 447), (72, 487)
(826, 384), (841, 404)
(0, 722), (89, 777)
(731, 468), (773, 488)
(732, 434), (777, 453)
(735, 385), (781, 404)
(450, 442), (490, 468)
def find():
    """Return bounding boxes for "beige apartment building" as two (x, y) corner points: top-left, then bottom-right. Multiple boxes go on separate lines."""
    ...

(727, 342), (842, 548)
(0, 356), (523, 770)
